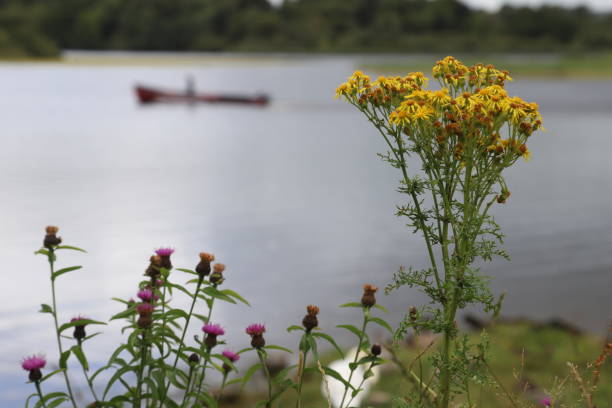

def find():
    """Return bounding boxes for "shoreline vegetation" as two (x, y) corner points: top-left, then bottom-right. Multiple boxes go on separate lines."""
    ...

(220, 319), (612, 407)
(1, 0), (612, 61)
(2, 51), (612, 78)
(361, 53), (612, 78)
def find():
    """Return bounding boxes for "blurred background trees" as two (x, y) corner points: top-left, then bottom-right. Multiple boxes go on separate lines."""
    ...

(0, 0), (611, 57)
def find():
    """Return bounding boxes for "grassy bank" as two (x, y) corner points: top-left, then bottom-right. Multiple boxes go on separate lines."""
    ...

(361, 53), (612, 78)
(221, 321), (611, 407)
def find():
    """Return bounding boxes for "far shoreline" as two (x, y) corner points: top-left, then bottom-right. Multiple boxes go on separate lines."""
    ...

(0, 51), (611, 78)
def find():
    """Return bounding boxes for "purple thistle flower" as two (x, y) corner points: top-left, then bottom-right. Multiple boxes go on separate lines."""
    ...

(70, 315), (88, 324)
(541, 397), (552, 406)
(155, 247), (175, 269)
(245, 323), (266, 336)
(21, 355), (46, 371)
(137, 289), (154, 302)
(155, 247), (175, 257)
(136, 303), (155, 315)
(202, 323), (225, 336)
(222, 350), (240, 363)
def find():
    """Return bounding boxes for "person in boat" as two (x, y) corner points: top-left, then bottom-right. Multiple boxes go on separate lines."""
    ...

(186, 75), (195, 98)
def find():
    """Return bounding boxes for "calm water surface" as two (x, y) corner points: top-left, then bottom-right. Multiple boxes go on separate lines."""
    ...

(1, 54), (611, 404)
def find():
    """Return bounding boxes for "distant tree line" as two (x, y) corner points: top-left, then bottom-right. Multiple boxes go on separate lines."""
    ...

(0, 0), (611, 57)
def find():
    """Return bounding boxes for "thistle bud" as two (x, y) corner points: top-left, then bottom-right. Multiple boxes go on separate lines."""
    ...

(361, 284), (378, 308)
(210, 263), (225, 285)
(43, 226), (62, 249)
(196, 252), (215, 277)
(145, 255), (162, 279)
(371, 344), (382, 356)
(71, 316), (88, 341)
(137, 315), (152, 329)
(136, 303), (154, 329)
(188, 353), (200, 365)
(302, 305), (319, 332)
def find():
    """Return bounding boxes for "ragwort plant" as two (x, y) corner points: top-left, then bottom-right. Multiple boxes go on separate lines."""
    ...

(24, 226), (393, 408)
(337, 56), (543, 407)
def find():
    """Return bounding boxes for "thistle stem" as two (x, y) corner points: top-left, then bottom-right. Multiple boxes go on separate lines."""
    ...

(257, 349), (273, 408)
(160, 276), (204, 406)
(295, 348), (309, 408)
(346, 361), (375, 408)
(192, 297), (217, 405)
(135, 332), (148, 408)
(339, 310), (369, 408)
(48, 252), (78, 408)
(179, 365), (195, 408)
(77, 340), (100, 403)
(216, 371), (229, 402)
(34, 381), (49, 408)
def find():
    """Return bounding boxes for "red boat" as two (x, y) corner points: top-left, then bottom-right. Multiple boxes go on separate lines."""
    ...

(134, 85), (270, 106)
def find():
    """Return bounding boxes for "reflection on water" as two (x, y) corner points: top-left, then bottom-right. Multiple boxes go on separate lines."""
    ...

(1, 55), (611, 403)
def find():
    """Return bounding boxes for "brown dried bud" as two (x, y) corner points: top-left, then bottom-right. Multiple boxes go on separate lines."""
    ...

(371, 344), (382, 356)
(145, 255), (162, 278)
(251, 334), (265, 349)
(200, 252), (215, 262)
(188, 353), (200, 364)
(43, 226), (62, 249)
(497, 189), (511, 204)
(210, 263), (226, 285)
(196, 252), (215, 277)
(306, 305), (319, 316)
(302, 305), (320, 332)
(361, 284), (378, 308)
(409, 306), (418, 322)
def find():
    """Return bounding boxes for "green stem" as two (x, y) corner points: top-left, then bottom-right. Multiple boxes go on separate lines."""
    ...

(135, 332), (147, 408)
(179, 365), (195, 408)
(216, 371), (229, 402)
(34, 381), (49, 408)
(295, 348), (309, 408)
(192, 352), (211, 405)
(77, 340), (99, 402)
(159, 276), (205, 406)
(345, 361), (375, 408)
(339, 310), (369, 408)
(48, 252), (78, 408)
(258, 349), (273, 408)
(192, 297), (217, 405)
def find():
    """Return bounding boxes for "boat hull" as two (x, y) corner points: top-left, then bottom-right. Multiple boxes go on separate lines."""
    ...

(135, 85), (269, 106)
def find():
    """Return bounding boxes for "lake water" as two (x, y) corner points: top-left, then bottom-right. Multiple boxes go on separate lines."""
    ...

(1, 53), (611, 404)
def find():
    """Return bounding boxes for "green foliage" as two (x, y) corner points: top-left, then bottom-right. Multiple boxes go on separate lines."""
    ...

(2, 0), (612, 57)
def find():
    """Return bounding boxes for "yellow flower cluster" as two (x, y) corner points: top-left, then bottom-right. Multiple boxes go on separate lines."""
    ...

(432, 56), (513, 89)
(335, 70), (371, 98)
(336, 57), (542, 163)
(335, 71), (428, 106)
